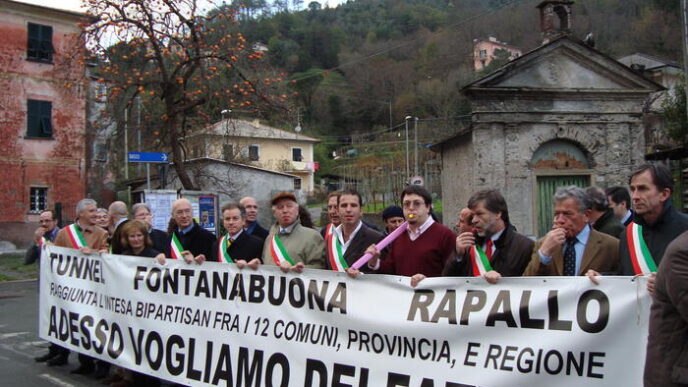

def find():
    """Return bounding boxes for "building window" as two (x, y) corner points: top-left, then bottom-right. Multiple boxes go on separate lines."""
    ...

(27, 99), (52, 138)
(293, 178), (302, 190)
(223, 144), (234, 161)
(248, 145), (259, 161)
(292, 147), (303, 162)
(29, 187), (47, 212)
(95, 82), (107, 102)
(94, 143), (107, 162)
(479, 49), (487, 59)
(27, 23), (54, 63)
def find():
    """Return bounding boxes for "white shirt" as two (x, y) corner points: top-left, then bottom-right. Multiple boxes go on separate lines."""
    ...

(621, 210), (632, 225)
(334, 221), (363, 255)
(407, 216), (435, 241)
(228, 229), (243, 241)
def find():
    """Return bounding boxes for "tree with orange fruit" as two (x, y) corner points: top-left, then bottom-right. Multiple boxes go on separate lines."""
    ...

(82, 0), (285, 189)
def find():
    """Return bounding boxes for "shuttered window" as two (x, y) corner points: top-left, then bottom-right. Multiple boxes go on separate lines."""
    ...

(27, 23), (54, 63)
(27, 99), (53, 138)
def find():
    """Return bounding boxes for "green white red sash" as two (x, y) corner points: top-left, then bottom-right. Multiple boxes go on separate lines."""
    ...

(469, 245), (493, 276)
(270, 234), (295, 265)
(65, 224), (87, 249)
(217, 235), (234, 263)
(626, 223), (657, 275)
(324, 223), (335, 241)
(38, 236), (47, 246)
(170, 233), (184, 260)
(327, 232), (348, 271)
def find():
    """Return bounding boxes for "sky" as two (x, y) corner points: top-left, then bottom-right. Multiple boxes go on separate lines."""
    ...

(15, 0), (347, 13)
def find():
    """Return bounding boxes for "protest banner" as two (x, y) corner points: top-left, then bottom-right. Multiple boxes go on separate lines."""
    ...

(39, 245), (651, 387)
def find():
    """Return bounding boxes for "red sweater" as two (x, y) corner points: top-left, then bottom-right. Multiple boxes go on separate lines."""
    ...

(379, 222), (456, 277)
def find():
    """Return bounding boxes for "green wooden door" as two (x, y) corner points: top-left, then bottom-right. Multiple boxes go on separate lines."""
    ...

(536, 175), (590, 237)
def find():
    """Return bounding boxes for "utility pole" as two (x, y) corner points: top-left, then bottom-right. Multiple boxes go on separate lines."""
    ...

(683, 0), (688, 123)
(123, 106), (129, 180)
(404, 116), (411, 182)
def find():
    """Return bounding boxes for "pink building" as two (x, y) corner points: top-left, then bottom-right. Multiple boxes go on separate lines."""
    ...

(0, 0), (88, 245)
(473, 36), (522, 71)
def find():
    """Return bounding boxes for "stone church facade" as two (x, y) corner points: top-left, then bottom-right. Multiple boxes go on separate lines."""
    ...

(436, 35), (662, 237)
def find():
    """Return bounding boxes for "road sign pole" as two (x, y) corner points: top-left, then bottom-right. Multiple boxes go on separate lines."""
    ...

(146, 163), (151, 190)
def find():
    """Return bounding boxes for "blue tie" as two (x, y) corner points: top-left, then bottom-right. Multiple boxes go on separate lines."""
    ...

(563, 237), (577, 276)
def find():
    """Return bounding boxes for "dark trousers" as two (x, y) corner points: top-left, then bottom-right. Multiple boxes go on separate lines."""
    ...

(78, 353), (111, 372)
(49, 343), (69, 357)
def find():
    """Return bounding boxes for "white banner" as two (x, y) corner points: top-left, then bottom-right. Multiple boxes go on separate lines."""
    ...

(39, 245), (651, 387)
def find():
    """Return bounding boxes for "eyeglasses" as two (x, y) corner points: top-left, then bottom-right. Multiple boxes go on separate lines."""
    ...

(402, 200), (425, 209)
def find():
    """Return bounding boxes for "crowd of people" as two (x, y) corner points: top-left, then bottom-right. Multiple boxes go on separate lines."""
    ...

(26, 163), (688, 387)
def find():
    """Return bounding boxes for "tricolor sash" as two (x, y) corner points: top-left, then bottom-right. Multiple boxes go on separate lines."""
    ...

(270, 234), (295, 265)
(217, 235), (234, 263)
(170, 233), (184, 260)
(327, 232), (348, 271)
(626, 222), (657, 275)
(38, 236), (47, 246)
(469, 245), (493, 276)
(65, 224), (87, 249)
(324, 223), (335, 241)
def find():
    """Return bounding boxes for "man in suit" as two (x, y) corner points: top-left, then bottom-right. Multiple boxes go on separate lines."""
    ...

(25, 210), (60, 267)
(327, 189), (383, 272)
(615, 164), (688, 294)
(166, 198), (216, 263)
(606, 186), (634, 226)
(108, 201), (129, 254)
(523, 185), (619, 277)
(212, 203), (263, 267)
(445, 189), (533, 283)
(240, 196), (269, 241)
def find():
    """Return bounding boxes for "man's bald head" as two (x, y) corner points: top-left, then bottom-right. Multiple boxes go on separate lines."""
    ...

(172, 198), (194, 229)
(239, 196), (258, 223)
(108, 201), (129, 222)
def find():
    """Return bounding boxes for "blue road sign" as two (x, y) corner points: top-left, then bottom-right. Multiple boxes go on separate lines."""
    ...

(127, 152), (169, 163)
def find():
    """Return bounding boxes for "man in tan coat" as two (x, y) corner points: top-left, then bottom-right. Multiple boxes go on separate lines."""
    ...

(43, 198), (109, 374)
(262, 192), (325, 272)
(523, 186), (619, 277)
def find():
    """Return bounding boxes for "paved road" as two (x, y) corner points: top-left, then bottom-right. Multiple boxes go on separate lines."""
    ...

(0, 280), (93, 387)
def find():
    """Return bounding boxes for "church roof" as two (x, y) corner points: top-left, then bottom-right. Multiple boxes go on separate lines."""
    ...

(463, 35), (664, 95)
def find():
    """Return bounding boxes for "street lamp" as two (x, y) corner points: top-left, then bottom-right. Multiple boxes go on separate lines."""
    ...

(414, 117), (419, 177)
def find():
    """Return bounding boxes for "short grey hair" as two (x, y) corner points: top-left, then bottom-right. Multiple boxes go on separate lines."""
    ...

(132, 202), (152, 215)
(554, 186), (591, 213)
(96, 207), (108, 214)
(76, 198), (97, 213)
(585, 186), (608, 212)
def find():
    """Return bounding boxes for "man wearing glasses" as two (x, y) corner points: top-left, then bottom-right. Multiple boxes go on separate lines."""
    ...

(356, 185), (456, 285)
